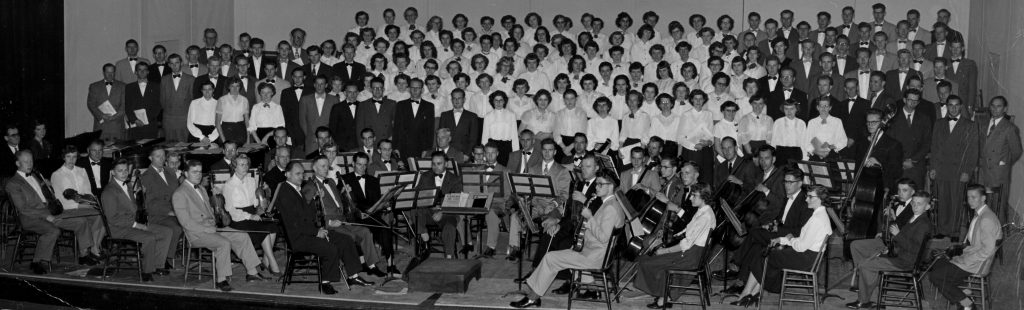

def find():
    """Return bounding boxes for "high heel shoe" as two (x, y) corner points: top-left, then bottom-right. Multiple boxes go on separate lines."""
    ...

(729, 295), (752, 307)
(744, 294), (761, 307)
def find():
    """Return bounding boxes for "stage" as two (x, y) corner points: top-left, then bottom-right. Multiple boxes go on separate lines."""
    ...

(1, 234), (1021, 309)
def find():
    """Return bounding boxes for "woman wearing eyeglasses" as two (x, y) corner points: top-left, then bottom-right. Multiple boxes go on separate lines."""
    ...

(731, 184), (833, 307)
(511, 169), (626, 308)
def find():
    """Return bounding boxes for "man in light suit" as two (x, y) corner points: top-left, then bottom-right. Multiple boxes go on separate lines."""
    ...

(114, 39), (150, 83)
(101, 158), (173, 281)
(909, 41), (934, 79)
(976, 96), (1022, 223)
(6, 150), (103, 274)
(437, 89), (480, 153)
(511, 168), (625, 308)
(124, 62), (161, 140)
(393, 78), (435, 160)
(183, 46), (209, 78)
(173, 160), (263, 292)
(471, 144), (513, 257)
(422, 128), (467, 163)
(354, 77), (397, 143)
(946, 40), (979, 110)
(929, 184), (1001, 310)
(138, 148), (182, 269)
(160, 54), (195, 142)
(88, 64), (126, 140)
(618, 146), (662, 194)
(922, 61), (960, 104)
(299, 75), (338, 154)
(506, 130), (542, 174)
(870, 32), (897, 72)
(905, 10), (931, 45)
(868, 3), (897, 41)
(929, 96), (978, 238)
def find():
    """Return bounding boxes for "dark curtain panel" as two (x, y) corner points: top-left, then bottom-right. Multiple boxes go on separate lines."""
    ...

(0, 0), (64, 148)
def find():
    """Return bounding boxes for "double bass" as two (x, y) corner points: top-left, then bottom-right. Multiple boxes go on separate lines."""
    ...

(842, 111), (893, 242)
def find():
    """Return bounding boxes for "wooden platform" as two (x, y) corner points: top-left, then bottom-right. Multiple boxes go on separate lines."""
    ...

(408, 259), (481, 293)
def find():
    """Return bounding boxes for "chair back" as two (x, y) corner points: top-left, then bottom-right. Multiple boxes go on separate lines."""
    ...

(696, 228), (717, 267)
(92, 200), (116, 240)
(911, 233), (933, 271)
(809, 234), (831, 273)
(599, 228), (622, 269)
(976, 238), (1003, 276)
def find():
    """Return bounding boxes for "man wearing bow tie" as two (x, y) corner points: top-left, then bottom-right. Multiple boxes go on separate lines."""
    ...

(87, 64), (126, 140)
(837, 6), (858, 43)
(146, 45), (171, 84)
(246, 38), (268, 80)
(844, 48), (875, 99)
(124, 63), (160, 140)
(924, 22), (951, 61)
(945, 40), (978, 109)
(394, 78), (435, 159)
(115, 39), (150, 83)
(160, 54), (195, 142)
(468, 144), (512, 257)
(410, 151), (464, 258)
(341, 152), (401, 275)
(198, 28), (218, 65)
(332, 44), (367, 85)
(756, 57), (782, 97)
(506, 130), (542, 174)
(76, 140), (113, 197)
(399, 7), (423, 43)
(832, 78), (871, 138)
(281, 68), (312, 150)
(922, 59), (960, 104)
(102, 158), (174, 281)
(139, 148), (183, 270)
(766, 67), (809, 120)
(904, 9), (931, 45)
(192, 56), (226, 100)
(929, 96), (978, 238)
(885, 50), (922, 97)
(909, 41), (934, 79)
(869, 3), (897, 40)
(327, 82), (360, 151)
(182, 46), (207, 77)
(355, 77), (397, 144)
(256, 61), (291, 105)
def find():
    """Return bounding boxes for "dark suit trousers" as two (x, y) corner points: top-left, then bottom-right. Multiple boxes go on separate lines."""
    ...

(928, 258), (972, 303)
(635, 246), (704, 298)
(935, 180), (968, 236)
(734, 228), (783, 280)
(148, 215), (182, 260)
(293, 232), (362, 282)
(115, 224), (173, 273)
(410, 209), (459, 256)
(751, 247), (817, 293)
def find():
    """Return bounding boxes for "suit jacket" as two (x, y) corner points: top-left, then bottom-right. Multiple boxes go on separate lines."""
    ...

(850, 132), (903, 190)
(576, 193), (626, 267)
(766, 87), (810, 121)
(751, 164), (786, 224)
(87, 79), (126, 140)
(774, 28), (800, 47)
(807, 70), (847, 101)
(272, 59), (301, 81)
(833, 54), (859, 76)
(947, 58), (979, 108)
(355, 98), (398, 142)
(906, 27), (932, 45)
(183, 62), (209, 77)
(191, 74), (226, 100)
(299, 93), (339, 154)
(921, 77), (959, 104)
(889, 109), (933, 165)
(172, 181), (218, 238)
(923, 41), (948, 62)
(867, 89), (899, 111)
(884, 69), (922, 97)
(437, 109), (480, 153)
(367, 152), (404, 176)
(421, 147), (467, 164)
(76, 157), (113, 197)
(5, 172), (52, 222)
(506, 148), (543, 174)
(301, 63), (336, 87)
(198, 46), (218, 65)
(712, 156), (759, 195)
(889, 214), (933, 269)
(756, 75), (780, 97)
(833, 97), (871, 137)
(526, 160), (572, 219)
(114, 57), (151, 83)
(246, 54), (270, 80)
(791, 59), (822, 92)
(0, 144), (19, 177)
(772, 190), (813, 237)
(977, 116), (1023, 187)
(274, 181), (326, 246)
(414, 170), (464, 207)
(332, 61), (368, 85)
(930, 117), (979, 181)
(160, 74), (195, 120)
(280, 85), (313, 145)
(263, 165), (287, 196)
(952, 206), (1002, 274)
(147, 63), (172, 83)
(328, 101), (360, 151)
(341, 173), (381, 212)
(301, 177), (351, 222)
(139, 166), (180, 218)
(100, 180), (142, 237)
(124, 80), (161, 138)
(618, 164), (662, 194)
(235, 75), (259, 106)
(393, 99), (436, 160)
(870, 51), (898, 72)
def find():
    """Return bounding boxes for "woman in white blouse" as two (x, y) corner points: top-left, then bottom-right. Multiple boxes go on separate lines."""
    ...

(548, 74), (571, 112)
(468, 74), (495, 116)
(586, 97), (621, 153)
(507, 79), (534, 120)
(769, 100), (808, 164)
(712, 101), (742, 156)
(492, 56), (517, 95)
(480, 90), (518, 164)
(743, 47), (768, 79)
(678, 90), (715, 183)
(223, 154), (281, 274)
(620, 90), (651, 148)
(737, 95), (774, 155)
(248, 83), (285, 144)
(554, 89), (589, 152)
(187, 80), (220, 143)
(51, 146), (100, 213)
(670, 82), (694, 116)
(650, 93), (681, 159)
(519, 90), (557, 142)
(216, 77), (250, 144)
(608, 75), (632, 120)
(653, 61), (676, 96)
(678, 62), (701, 92)
(566, 55), (588, 91)
(640, 83), (661, 116)
(731, 184), (832, 306)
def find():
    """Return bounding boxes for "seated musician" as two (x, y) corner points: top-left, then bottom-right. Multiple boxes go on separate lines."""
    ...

(263, 146), (291, 193)
(101, 158), (174, 281)
(848, 108), (904, 191)
(423, 127), (468, 163)
(320, 143), (345, 183)
(302, 155), (385, 279)
(508, 138), (572, 262)
(846, 191), (934, 309)
(928, 184), (1002, 310)
(730, 184), (833, 306)
(646, 136), (665, 167)
(713, 137), (759, 196)
(849, 177), (918, 291)
(6, 150), (104, 274)
(635, 182), (717, 309)
(49, 145), (104, 247)
(410, 151), (464, 258)
(618, 146), (662, 195)
(274, 160), (369, 294)
(139, 148), (184, 271)
(722, 165), (812, 291)
(165, 151), (186, 184)
(367, 138), (405, 176)
(210, 140), (239, 171)
(223, 154), (281, 274)
(304, 127), (333, 159)
(474, 143), (512, 258)
(560, 133), (592, 168)
(353, 128), (378, 158)
(510, 169), (626, 308)
(341, 152), (401, 275)
(172, 160), (265, 292)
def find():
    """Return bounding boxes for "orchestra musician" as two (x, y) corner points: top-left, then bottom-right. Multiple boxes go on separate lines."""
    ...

(928, 184), (1001, 310)
(302, 155), (386, 279)
(367, 138), (404, 176)
(847, 178), (917, 292)
(410, 151), (464, 259)
(101, 158), (174, 281)
(508, 138), (571, 262)
(846, 190), (934, 309)
(510, 169), (626, 308)
(635, 182), (716, 309)
(138, 148), (184, 271)
(341, 152), (402, 275)
(222, 154), (281, 274)
(848, 108), (904, 191)
(713, 137), (759, 196)
(263, 146), (290, 193)
(731, 184), (833, 307)
(618, 146), (662, 194)
(471, 143), (512, 258)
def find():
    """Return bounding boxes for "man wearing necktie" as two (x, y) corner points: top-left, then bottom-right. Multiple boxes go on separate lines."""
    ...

(976, 97), (1022, 223)
(929, 96), (978, 238)
(519, 140), (575, 273)
(1, 125), (22, 179)
(101, 158), (174, 281)
(929, 184), (1001, 310)
(138, 148), (183, 270)
(299, 75), (338, 155)
(507, 130), (541, 174)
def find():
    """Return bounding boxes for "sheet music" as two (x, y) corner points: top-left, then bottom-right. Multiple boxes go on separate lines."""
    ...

(133, 109), (149, 125)
(98, 100), (116, 115)
(619, 142), (641, 160)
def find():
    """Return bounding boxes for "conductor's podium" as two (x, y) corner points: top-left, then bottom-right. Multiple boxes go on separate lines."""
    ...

(408, 259), (482, 293)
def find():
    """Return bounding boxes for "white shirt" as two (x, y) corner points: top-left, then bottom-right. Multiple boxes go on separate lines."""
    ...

(223, 174), (260, 222)
(779, 206), (832, 252)
(738, 111), (773, 145)
(86, 158), (103, 190)
(967, 205), (987, 243)
(678, 108), (714, 150)
(480, 109), (519, 150)
(803, 115), (848, 156)
(781, 191), (799, 224)
(770, 117), (808, 152)
(713, 118), (740, 142)
(620, 110), (652, 145)
(555, 106), (589, 139)
(50, 165), (92, 210)
(517, 70), (551, 94)
(678, 204), (716, 253)
(248, 101), (286, 132)
(586, 115), (620, 150)
(187, 97), (220, 141)
(217, 94), (249, 122)
(650, 113), (681, 142)
(520, 108), (557, 135)
(577, 91), (605, 118)
(507, 95), (534, 119)
(706, 91), (734, 120)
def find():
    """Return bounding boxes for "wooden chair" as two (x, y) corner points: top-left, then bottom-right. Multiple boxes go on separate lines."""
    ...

(7, 204), (80, 269)
(566, 230), (622, 310)
(944, 239), (1003, 310)
(662, 229), (717, 309)
(876, 234), (933, 310)
(182, 237), (217, 288)
(777, 234), (831, 310)
(95, 202), (144, 281)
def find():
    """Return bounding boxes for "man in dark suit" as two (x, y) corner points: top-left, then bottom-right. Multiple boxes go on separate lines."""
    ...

(946, 40), (978, 110)
(393, 79), (435, 160)
(301, 46), (336, 88)
(808, 52), (847, 101)
(341, 152), (399, 274)
(354, 77), (397, 143)
(832, 36), (858, 76)
(884, 50), (921, 98)
(506, 130), (542, 174)
(101, 158), (174, 281)
(756, 56), (782, 98)
(866, 71), (898, 111)
(847, 109), (904, 190)
(766, 67), (809, 120)
(88, 64), (126, 140)
(233, 57), (259, 105)
(807, 75), (842, 120)
(328, 82), (360, 151)
(929, 96), (978, 238)
(274, 160), (365, 294)
(409, 151), (464, 258)
(299, 76), (338, 155)
(559, 133), (595, 168)
(775, 10), (799, 46)
(77, 140), (113, 197)
(437, 88), (480, 153)
(124, 63), (161, 140)
(281, 68), (312, 150)
(146, 45), (171, 84)
(138, 148), (183, 269)
(367, 139), (405, 176)
(791, 40), (822, 92)
(333, 44), (368, 85)
(192, 57), (225, 100)
(923, 22), (951, 61)
(888, 89), (932, 187)
(712, 137), (759, 195)
(274, 40), (301, 81)
(197, 28), (218, 65)
(246, 38), (269, 80)
(159, 54), (195, 142)
(977, 97), (1023, 222)
(263, 146), (291, 194)
(1, 125), (21, 178)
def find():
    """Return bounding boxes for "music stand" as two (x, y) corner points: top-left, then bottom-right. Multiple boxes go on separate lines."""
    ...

(594, 153), (617, 172)
(457, 170), (506, 257)
(334, 152), (357, 175)
(504, 172), (555, 294)
(407, 157), (461, 175)
(795, 160), (848, 302)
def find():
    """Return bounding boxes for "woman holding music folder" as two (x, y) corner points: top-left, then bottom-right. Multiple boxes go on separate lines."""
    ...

(634, 182), (716, 309)
(223, 154), (280, 274)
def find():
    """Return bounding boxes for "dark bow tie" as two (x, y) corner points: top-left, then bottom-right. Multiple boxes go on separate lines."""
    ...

(172, 74), (181, 78)
(344, 63), (352, 67)
(355, 175), (366, 180)
(122, 180), (130, 187)
(947, 116), (959, 121)
(859, 70), (870, 74)
(859, 42), (869, 46)
(913, 60), (924, 64)
(824, 44), (835, 48)
(129, 57), (137, 61)
(767, 76), (777, 80)
(523, 151), (532, 156)
(104, 81), (113, 86)
(266, 79), (275, 84)
(263, 103), (270, 108)
(189, 64), (199, 68)
(91, 161), (101, 166)
(839, 25), (849, 29)
(485, 164), (496, 169)
(409, 25), (416, 30)
(373, 100), (382, 104)
(784, 88), (793, 92)
(951, 59), (962, 63)
(194, 184), (202, 190)
(936, 42), (945, 46)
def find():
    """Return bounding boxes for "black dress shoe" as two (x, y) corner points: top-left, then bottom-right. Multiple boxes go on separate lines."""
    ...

(506, 247), (521, 261)
(141, 273), (154, 282)
(480, 247), (496, 258)
(29, 262), (48, 275)
(366, 266), (387, 277)
(722, 284), (744, 295)
(216, 280), (233, 292)
(347, 275), (374, 286)
(246, 274), (265, 282)
(79, 255), (98, 266)
(320, 283), (338, 294)
(551, 281), (571, 295)
(164, 261), (175, 270)
(848, 285), (859, 293)
(712, 269), (738, 281)
(509, 297), (541, 308)
(386, 265), (403, 277)
(845, 301), (876, 309)
(153, 268), (170, 276)
(459, 244), (474, 256)
(577, 290), (600, 300)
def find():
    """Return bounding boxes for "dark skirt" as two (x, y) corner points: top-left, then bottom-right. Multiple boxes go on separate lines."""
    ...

(747, 140), (768, 155)
(635, 246), (705, 299)
(228, 219), (280, 246)
(188, 124), (217, 143)
(255, 127), (275, 142)
(487, 139), (513, 167)
(776, 146), (803, 166)
(680, 146), (714, 184)
(221, 121), (247, 145)
(751, 247), (818, 293)
(662, 140), (679, 160)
